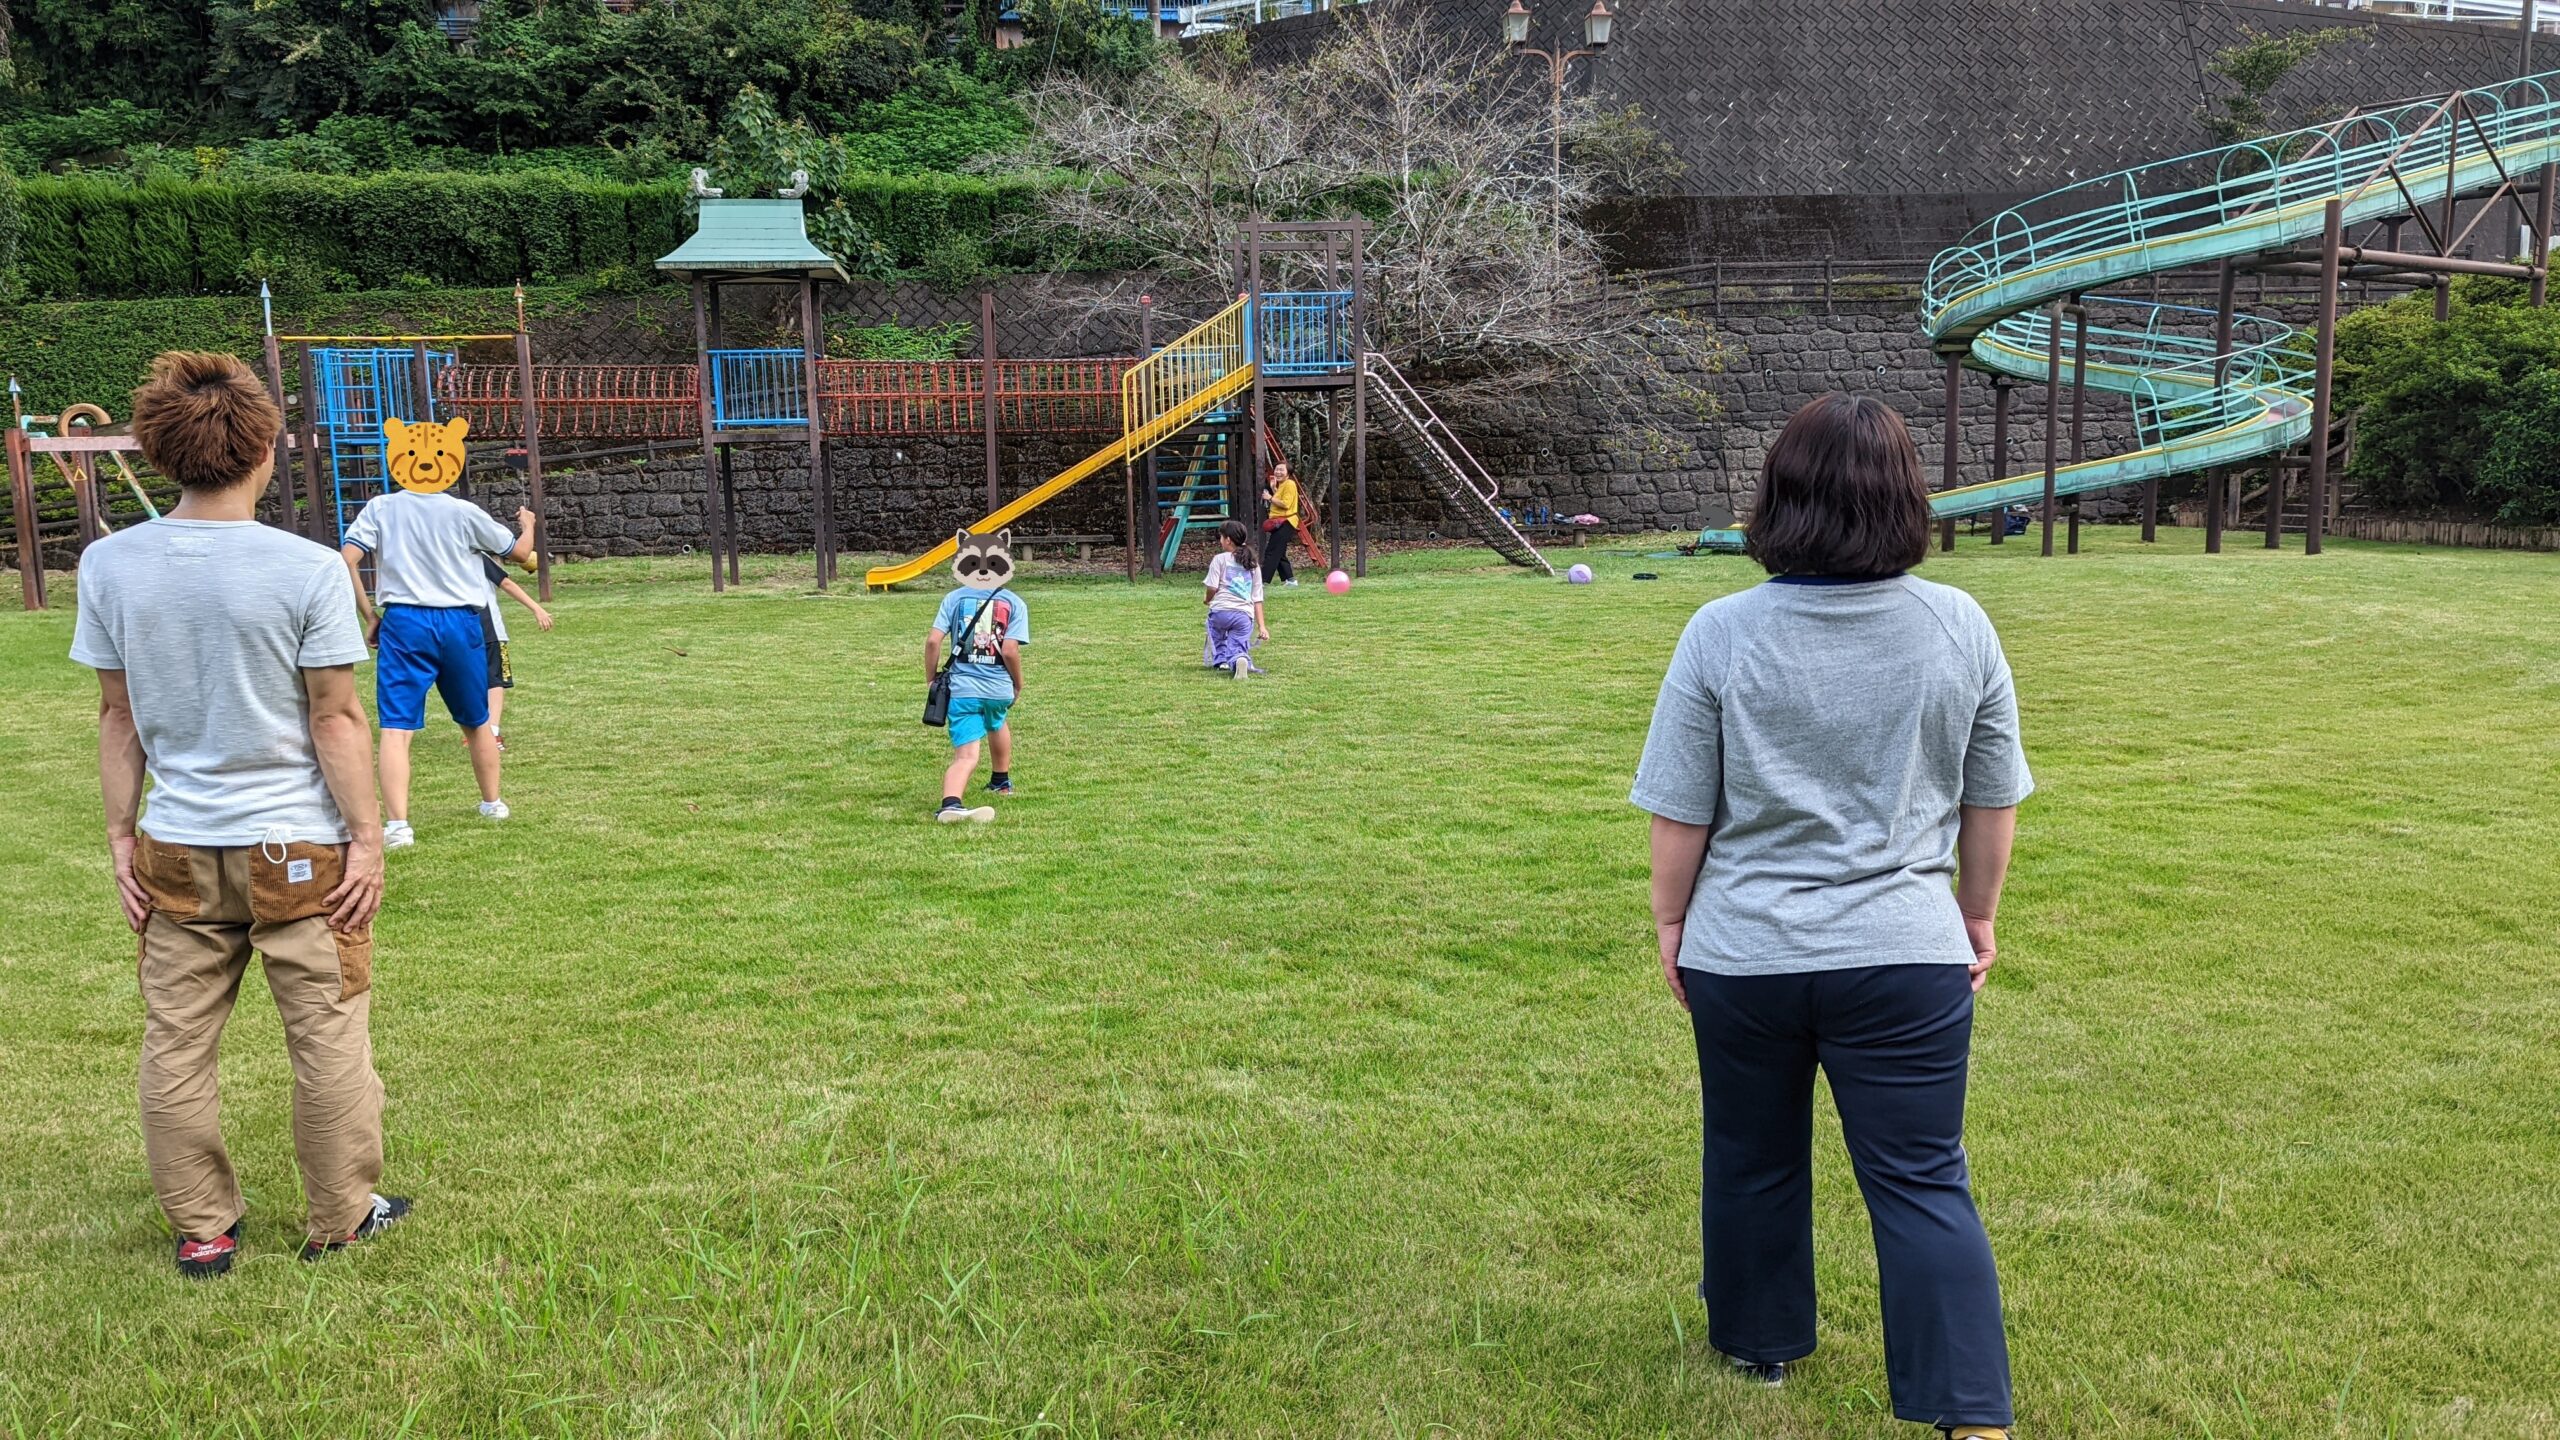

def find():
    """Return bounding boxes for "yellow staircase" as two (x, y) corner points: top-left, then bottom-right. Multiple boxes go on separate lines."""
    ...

(865, 298), (1258, 589)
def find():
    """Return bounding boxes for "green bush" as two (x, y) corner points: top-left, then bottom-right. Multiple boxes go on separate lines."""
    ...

(13, 169), (1058, 300)
(0, 160), (22, 303)
(2337, 279), (2560, 512)
(2476, 369), (2560, 527)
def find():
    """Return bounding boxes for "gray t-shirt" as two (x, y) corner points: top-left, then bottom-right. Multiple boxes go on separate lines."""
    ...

(1630, 575), (2033, 975)
(69, 519), (370, 846)
(344, 489), (516, 609)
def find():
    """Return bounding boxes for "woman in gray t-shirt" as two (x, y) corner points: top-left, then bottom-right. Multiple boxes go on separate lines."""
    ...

(1632, 394), (2028, 1439)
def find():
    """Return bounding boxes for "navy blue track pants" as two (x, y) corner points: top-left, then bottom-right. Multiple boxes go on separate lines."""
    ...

(1684, 961), (2013, 1429)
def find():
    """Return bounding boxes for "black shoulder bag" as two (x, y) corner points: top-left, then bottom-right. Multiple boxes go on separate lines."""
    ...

(923, 593), (1001, 727)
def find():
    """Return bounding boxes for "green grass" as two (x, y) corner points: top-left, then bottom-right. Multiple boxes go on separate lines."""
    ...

(2, 529), (2556, 1438)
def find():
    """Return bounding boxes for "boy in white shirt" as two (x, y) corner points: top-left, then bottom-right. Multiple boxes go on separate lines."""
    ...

(339, 415), (535, 848)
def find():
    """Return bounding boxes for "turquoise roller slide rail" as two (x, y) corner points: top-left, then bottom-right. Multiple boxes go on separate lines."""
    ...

(1917, 68), (2560, 522)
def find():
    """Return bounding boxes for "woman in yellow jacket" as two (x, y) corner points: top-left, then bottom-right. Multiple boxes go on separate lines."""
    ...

(1260, 459), (1302, 587)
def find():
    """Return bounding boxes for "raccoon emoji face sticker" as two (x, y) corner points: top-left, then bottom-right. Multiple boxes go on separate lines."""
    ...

(384, 415), (471, 494)
(951, 527), (1013, 591)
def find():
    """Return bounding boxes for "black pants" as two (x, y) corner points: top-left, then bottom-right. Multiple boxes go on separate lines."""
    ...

(1261, 522), (1296, 583)
(1685, 962), (2011, 1429)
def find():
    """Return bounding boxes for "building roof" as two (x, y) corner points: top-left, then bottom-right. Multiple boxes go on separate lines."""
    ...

(655, 199), (848, 283)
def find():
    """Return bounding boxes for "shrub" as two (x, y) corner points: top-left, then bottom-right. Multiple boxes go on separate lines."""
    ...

(2475, 369), (2560, 526)
(2336, 279), (2560, 512)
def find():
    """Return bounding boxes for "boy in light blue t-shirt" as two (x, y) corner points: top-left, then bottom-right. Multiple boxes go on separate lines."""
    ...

(927, 529), (1029, 823)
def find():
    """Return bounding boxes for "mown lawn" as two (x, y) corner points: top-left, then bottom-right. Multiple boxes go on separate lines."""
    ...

(0, 528), (2554, 1439)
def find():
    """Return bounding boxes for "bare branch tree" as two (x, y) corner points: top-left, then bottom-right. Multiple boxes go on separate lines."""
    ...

(1013, 10), (1722, 425)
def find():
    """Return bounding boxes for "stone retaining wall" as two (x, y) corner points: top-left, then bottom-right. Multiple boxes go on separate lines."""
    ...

(462, 306), (2152, 559)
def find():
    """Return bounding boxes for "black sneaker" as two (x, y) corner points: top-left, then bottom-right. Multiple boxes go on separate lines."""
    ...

(985, 779), (1014, 796)
(301, 1194), (411, 1261)
(1721, 1353), (1787, 1387)
(175, 1219), (243, 1279)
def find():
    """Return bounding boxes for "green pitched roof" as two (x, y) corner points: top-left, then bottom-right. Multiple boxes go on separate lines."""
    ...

(656, 198), (848, 282)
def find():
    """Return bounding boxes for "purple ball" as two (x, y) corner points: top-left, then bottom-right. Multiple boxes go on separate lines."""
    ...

(1567, 563), (1594, 585)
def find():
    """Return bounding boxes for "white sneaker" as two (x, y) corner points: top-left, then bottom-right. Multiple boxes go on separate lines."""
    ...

(1284, 578), (1299, 587)
(383, 820), (415, 850)
(479, 800), (510, 821)
(936, 804), (996, 824)
(1232, 658), (1249, 680)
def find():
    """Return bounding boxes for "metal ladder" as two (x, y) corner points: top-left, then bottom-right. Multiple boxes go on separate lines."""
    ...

(1359, 352), (1552, 574)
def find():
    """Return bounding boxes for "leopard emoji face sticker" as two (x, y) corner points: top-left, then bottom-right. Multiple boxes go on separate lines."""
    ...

(383, 415), (471, 494)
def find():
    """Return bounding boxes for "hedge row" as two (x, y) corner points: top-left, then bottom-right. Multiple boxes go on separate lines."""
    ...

(6, 171), (1059, 301)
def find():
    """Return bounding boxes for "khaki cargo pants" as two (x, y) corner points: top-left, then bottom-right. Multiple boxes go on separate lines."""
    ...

(131, 834), (383, 1242)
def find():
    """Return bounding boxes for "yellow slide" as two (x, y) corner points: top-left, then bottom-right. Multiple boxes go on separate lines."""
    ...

(867, 295), (1259, 590)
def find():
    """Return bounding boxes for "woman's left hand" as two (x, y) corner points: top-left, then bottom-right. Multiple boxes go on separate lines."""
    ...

(1658, 921), (1689, 1011)
(1963, 912), (1997, 993)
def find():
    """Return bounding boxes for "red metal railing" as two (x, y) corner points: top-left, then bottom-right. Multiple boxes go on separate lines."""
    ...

(441, 357), (1136, 441)
(993, 358), (1133, 433)
(442, 364), (699, 440)
(818, 358), (1132, 435)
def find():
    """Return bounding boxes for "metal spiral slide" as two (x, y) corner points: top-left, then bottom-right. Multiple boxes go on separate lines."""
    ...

(1918, 70), (2560, 522)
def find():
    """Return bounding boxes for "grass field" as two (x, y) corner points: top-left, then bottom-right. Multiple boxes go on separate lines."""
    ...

(2, 528), (2556, 1439)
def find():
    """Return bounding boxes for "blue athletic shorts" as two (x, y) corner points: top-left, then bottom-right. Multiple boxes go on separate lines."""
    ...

(377, 604), (494, 731)
(947, 696), (1010, 747)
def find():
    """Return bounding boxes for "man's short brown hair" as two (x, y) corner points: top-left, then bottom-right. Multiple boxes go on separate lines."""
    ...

(1744, 392), (1934, 580)
(130, 351), (282, 493)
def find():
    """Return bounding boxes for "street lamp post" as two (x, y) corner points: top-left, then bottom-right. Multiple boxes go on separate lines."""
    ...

(1503, 0), (1613, 266)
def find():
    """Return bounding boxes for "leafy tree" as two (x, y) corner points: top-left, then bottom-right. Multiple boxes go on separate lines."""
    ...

(2476, 369), (2560, 526)
(2337, 277), (2560, 512)
(2198, 25), (2367, 147)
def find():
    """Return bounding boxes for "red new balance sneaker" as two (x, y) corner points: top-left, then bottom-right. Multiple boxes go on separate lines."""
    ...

(175, 1220), (242, 1280)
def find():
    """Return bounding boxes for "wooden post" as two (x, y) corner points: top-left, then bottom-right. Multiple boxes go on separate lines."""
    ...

(1939, 350), (1961, 552)
(69, 447), (102, 550)
(298, 344), (327, 543)
(1989, 377), (2010, 546)
(2536, 161), (2557, 307)
(1350, 222), (1369, 578)
(2208, 260), (2236, 555)
(980, 290), (1001, 516)
(512, 316), (552, 601)
(720, 446), (739, 588)
(2438, 97), (2461, 324)
(692, 280), (724, 593)
(2040, 300), (2063, 557)
(8, 427), (45, 611)
(2068, 302), (2088, 555)
(1325, 388), (1345, 571)
(409, 340), (436, 421)
(2305, 198), (2344, 558)
(801, 278), (832, 588)
(261, 331), (293, 529)
(1248, 223), (1269, 490)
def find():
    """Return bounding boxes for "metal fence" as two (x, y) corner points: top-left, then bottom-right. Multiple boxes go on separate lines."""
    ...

(1252, 290), (1355, 375)
(708, 350), (807, 429)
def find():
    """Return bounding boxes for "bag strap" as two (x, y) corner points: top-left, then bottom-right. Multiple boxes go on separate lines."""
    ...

(944, 591), (1003, 671)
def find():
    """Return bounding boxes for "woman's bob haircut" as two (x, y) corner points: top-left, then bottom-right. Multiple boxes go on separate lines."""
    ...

(1744, 393), (1934, 579)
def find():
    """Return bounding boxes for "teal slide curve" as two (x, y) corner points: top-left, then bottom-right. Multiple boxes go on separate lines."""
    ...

(1919, 69), (2560, 521)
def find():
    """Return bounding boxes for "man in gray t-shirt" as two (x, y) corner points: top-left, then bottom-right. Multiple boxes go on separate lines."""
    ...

(71, 351), (406, 1277)
(1631, 574), (2032, 975)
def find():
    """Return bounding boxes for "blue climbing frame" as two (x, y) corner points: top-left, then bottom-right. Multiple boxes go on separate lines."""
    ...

(313, 347), (453, 540)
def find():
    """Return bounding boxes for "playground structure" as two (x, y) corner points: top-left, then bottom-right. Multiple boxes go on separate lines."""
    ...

(850, 218), (1549, 588)
(1920, 69), (2560, 555)
(7, 202), (1550, 612)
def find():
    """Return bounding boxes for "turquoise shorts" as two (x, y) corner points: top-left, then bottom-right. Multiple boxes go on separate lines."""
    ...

(947, 696), (1011, 747)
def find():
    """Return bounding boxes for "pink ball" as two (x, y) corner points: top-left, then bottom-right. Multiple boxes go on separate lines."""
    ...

(1324, 570), (1352, 595)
